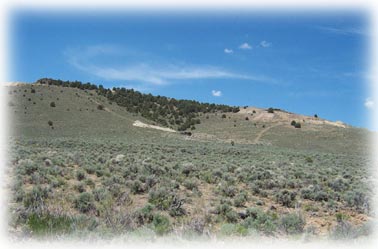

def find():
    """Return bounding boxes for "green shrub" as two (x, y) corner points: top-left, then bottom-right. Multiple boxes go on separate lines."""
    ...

(92, 187), (110, 202)
(74, 192), (95, 213)
(279, 212), (305, 235)
(75, 183), (86, 193)
(130, 180), (144, 194)
(344, 190), (369, 212)
(305, 156), (313, 163)
(148, 187), (173, 210)
(134, 204), (155, 225)
(218, 183), (237, 198)
(76, 170), (86, 181)
(275, 190), (297, 208)
(294, 122), (301, 128)
(50, 102), (56, 107)
(243, 207), (277, 235)
(233, 192), (248, 207)
(23, 186), (49, 212)
(153, 214), (171, 235)
(215, 203), (238, 223)
(183, 178), (198, 191)
(18, 159), (38, 175)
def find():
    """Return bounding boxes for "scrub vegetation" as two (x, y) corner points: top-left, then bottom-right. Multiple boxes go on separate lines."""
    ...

(5, 80), (373, 241)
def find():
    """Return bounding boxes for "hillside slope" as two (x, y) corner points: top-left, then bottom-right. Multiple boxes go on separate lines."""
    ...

(4, 81), (374, 240)
(5, 82), (370, 155)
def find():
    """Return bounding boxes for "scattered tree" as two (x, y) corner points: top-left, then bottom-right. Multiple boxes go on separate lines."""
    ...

(267, 108), (274, 113)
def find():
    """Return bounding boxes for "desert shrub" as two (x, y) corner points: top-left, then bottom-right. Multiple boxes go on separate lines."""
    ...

(74, 192), (95, 213)
(183, 178), (198, 191)
(84, 166), (95, 175)
(168, 195), (186, 217)
(18, 159), (38, 175)
(181, 162), (196, 177)
(221, 114), (226, 118)
(233, 192), (248, 207)
(76, 170), (86, 181)
(148, 187), (173, 210)
(275, 190), (297, 208)
(294, 122), (301, 128)
(267, 108), (274, 113)
(50, 102), (56, 107)
(31, 89), (36, 93)
(291, 120), (296, 126)
(134, 203), (155, 225)
(130, 180), (144, 194)
(313, 190), (328, 201)
(217, 183), (237, 198)
(153, 214), (171, 235)
(215, 203), (238, 223)
(84, 178), (95, 188)
(344, 190), (369, 212)
(202, 171), (217, 184)
(145, 175), (158, 189)
(97, 104), (104, 110)
(279, 212), (305, 235)
(74, 183), (86, 193)
(329, 177), (349, 192)
(305, 156), (313, 163)
(23, 185), (49, 212)
(331, 212), (372, 239)
(92, 187), (110, 202)
(243, 207), (277, 235)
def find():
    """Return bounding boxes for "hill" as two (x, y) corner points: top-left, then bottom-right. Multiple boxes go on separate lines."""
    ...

(4, 80), (373, 240)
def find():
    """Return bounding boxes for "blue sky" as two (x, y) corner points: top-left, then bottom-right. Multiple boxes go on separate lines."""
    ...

(9, 10), (373, 129)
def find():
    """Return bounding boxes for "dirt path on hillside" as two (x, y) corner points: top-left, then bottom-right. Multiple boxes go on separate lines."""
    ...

(253, 123), (283, 144)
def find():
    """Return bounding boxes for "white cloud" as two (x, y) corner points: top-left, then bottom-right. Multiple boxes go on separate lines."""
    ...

(364, 98), (374, 109)
(211, 90), (222, 97)
(315, 26), (368, 36)
(65, 45), (278, 86)
(239, 43), (252, 50)
(224, 48), (233, 54)
(260, 40), (272, 48)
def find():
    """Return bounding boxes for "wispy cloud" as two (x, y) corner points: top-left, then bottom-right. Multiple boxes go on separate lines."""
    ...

(224, 48), (234, 54)
(65, 45), (277, 86)
(315, 26), (368, 36)
(364, 97), (374, 109)
(211, 90), (222, 97)
(260, 41), (272, 48)
(239, 43), (252, 50)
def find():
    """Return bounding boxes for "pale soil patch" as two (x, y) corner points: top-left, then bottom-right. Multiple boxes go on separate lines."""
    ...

(3, 82), (29, 86)
(133, 120), (176, 133)
(238, 107), (347, 128)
